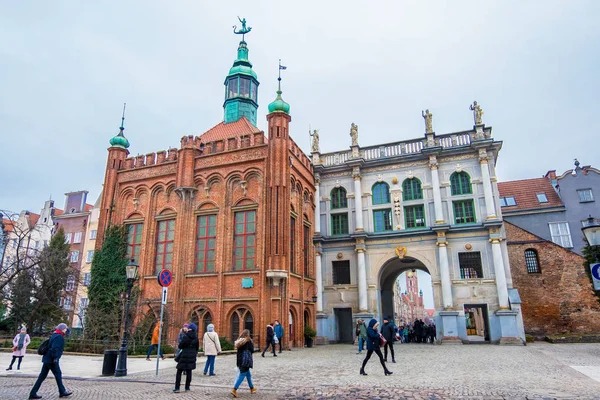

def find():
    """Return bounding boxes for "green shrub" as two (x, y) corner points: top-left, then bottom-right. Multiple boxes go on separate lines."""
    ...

(525, 334), (535, 343)
(219, 337), (234, 351)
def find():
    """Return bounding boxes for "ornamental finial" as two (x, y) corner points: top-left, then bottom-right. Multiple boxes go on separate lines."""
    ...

(469, 101), (484, 125)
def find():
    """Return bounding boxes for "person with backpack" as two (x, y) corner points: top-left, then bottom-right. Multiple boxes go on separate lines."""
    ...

(29, 323), (72, 399)
(202, 323), (222, 376)
(232, 329), (257, 398)
(7, 327), (30, 371)
(173, 323), (199, 393)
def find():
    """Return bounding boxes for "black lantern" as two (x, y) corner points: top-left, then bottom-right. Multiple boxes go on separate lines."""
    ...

(115, 258), (139, 377)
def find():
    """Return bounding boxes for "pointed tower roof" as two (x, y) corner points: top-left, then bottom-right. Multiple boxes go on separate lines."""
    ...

(109, 103), (130, 149)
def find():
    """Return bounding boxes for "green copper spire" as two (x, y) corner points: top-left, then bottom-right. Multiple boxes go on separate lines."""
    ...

(109, 103), (130, 149)
(268, 60), (290, 114)
(224, 17), (259, 126)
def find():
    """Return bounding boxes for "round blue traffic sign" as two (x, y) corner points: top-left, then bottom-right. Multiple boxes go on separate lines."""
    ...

(158, 269), (173, 287)
(591, 264), (600, 281)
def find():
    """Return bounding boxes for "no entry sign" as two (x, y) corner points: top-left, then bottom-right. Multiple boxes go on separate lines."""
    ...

(157, 269), (173, 287)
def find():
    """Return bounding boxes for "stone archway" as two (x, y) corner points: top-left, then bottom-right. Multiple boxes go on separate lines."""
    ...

(378, 256), (433, 325)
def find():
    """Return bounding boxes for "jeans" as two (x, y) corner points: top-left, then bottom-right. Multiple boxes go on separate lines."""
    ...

(8, 356), (23, 369)
(357, 337), (365, 353)
(234, 369), (254, 390)
(30, 362), (67, 396)
(146, 344), (163, 358)
(276, 337), (283, 353)
(175, 369), (192, 390)
(204, 355), (216, 374)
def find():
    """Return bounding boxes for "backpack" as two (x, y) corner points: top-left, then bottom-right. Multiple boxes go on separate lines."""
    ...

(241, 349), (253, 369)
(37, 338), (51, 356)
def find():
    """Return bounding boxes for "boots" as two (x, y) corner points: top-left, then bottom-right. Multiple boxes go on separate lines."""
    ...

(384, 369), (393, 375)
(360, 368), (367, 375)
(250, 387), (257, 393)
(231, 388), (238, 398)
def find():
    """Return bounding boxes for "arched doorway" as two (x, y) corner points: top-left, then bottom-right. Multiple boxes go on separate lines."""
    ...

(378, 256), (436, 339)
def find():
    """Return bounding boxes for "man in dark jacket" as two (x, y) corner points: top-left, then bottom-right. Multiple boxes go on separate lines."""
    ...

(29, 323), (72, 399)
(381, 316), (396, 363)
(273, 320), (284, 354)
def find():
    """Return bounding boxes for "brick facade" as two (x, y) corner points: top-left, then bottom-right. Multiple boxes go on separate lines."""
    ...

(505, 221), (600, 336)
(96, 113), (315, 349)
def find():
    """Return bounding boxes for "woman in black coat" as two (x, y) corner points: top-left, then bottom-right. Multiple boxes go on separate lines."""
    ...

(173, 323), (199, 393)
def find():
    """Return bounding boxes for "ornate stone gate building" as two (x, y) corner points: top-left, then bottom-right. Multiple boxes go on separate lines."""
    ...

(313, 107), (525, 344)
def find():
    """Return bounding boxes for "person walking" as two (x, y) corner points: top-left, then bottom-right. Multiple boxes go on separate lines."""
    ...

(173, 323), (199, 393)
(7, 327), (30, 371)
(28, 323), (72, 399)
(146, 322), (165, 361)
(381, 316), (396, 363)
(261, 323), (277, 357)
(356, 319), (367, 354)
(359, 319), (392, 376)
(232, 329), (257, 398)
(202, 323), (222, 376)
(273, 320), (284, 354)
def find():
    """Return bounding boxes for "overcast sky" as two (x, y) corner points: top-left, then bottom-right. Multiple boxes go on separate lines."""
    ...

(1, 1), (598, 214)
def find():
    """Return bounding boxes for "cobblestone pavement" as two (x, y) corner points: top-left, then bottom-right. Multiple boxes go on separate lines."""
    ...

(2, 343), (600, 399)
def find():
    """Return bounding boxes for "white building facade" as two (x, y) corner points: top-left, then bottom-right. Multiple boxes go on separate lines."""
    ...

(312, 107), (525, 344)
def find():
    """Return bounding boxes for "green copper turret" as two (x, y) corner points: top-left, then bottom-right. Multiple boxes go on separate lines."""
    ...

(109, 104), (130, 149)
(224, 17), (259, 126)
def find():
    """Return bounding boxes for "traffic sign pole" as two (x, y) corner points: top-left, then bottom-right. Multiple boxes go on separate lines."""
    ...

(591, 263), (600, 291)
(155, 269), (172, 376)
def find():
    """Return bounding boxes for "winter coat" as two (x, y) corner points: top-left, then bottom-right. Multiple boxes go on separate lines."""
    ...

(381, 322), (395, 342)
(358, 323), (367, 339)
(274, 324), (284, 339)
(365, 319), (381, 351)
(177, 330), (199, 370)
(235, 337), (254, 373)
(202, 331), (222, 356)
(151, 324), (161, 345)
(265, 325), (274, 342)
(42, 331), (65, 364)
(12, 333), (30, 357)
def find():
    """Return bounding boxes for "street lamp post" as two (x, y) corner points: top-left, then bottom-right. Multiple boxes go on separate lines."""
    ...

(115, 258), (139, 377)
(582, 216), (600, 251)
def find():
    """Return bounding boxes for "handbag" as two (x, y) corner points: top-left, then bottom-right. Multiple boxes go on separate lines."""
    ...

(174, 352), (181, 362)
(379, 333), (387, 347)
(273, 335), (279, 344)
(12, 346), (18, 352)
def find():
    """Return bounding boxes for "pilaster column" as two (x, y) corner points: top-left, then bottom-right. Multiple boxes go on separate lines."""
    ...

(357, 249), (368, 312)
(429, 156), (445, 224)
(314, 174), (321, 234)
(436, 232), (453, 309)
(315, 247), (323, 312)
(479, 150), (497, 219)
(490, 236), (509, 309)
(353, 167), (364, 231)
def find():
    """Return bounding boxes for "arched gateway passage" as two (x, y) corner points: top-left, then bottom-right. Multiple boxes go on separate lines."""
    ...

(378, 256), (433, 324)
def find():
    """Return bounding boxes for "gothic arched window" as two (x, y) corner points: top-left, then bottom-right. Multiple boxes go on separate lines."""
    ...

(330, 187), (347, 209)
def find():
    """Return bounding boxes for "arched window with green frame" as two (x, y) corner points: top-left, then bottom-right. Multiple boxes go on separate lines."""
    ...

(402, 178), (423, 201)
(372, 182), (390, 205)
(450, 172), (472, 196)
(330, 187), (347, 209)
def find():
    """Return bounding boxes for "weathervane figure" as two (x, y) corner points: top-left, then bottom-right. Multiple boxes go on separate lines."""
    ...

(233, 16), (252, 41)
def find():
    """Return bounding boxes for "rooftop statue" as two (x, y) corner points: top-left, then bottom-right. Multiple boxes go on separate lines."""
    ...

(350, 123), (358, 146)
(422, 109), (433, 133)
(310, 129), (320, 153)
(233, 16), (252, 39)
(469, 101), (484, 125)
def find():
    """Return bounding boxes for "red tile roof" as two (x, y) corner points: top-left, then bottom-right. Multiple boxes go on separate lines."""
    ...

(28, 212), (40, 228)
(2, 219), (14, 233)
(84, 204), (94, 212)
(498, 178), (563, 212)
(200, 117), (262, 143)
(54, 208), (64, 216)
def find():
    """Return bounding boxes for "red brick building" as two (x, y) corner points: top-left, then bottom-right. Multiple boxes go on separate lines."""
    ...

(505, 221), (600, 336)
(96, 30), (316, 348)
